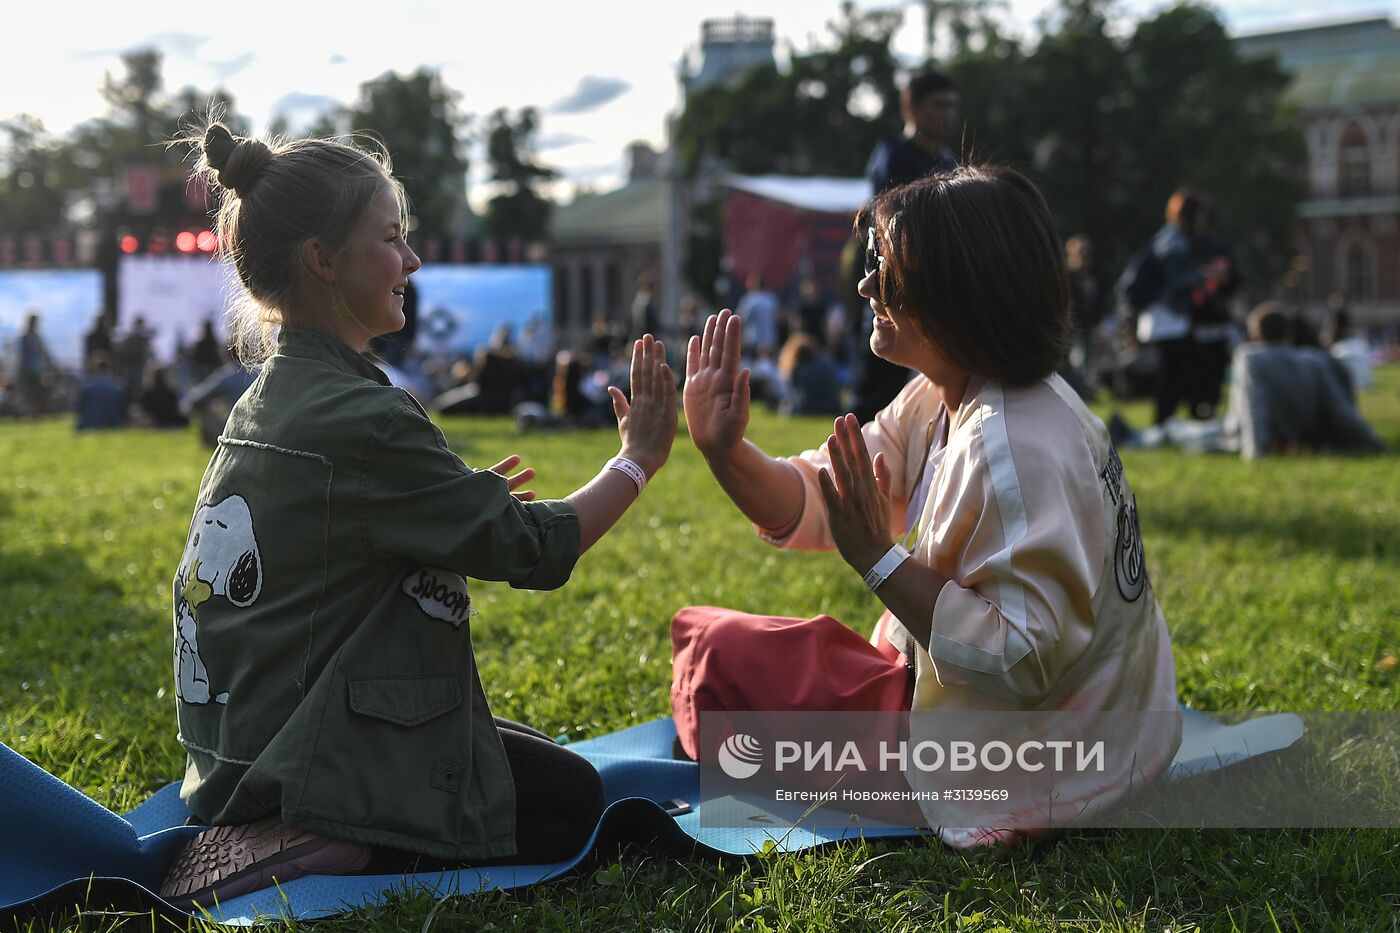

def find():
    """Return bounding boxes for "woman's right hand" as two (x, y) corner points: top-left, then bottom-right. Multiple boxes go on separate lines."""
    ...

(683, 310), (750, 459)
(610, 333), (677, 478)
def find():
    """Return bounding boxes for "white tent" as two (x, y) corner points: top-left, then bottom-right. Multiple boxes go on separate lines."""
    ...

(723, 174), (872, 214)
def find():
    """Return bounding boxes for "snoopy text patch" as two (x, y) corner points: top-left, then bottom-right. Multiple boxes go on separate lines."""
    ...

(402, 567), (473, 628)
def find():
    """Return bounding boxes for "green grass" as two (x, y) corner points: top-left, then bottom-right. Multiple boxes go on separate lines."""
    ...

(3, 368), (1400, 931)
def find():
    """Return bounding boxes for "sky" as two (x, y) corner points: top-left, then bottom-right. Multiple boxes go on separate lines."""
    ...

(3, 0), (1397, 207)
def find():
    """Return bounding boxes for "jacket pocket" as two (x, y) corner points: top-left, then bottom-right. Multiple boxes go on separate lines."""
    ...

(347, 676), (462, 727)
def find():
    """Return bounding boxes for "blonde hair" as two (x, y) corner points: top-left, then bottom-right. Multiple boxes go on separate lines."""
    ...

(177, 119), (408, 365)
(777, 331), (820, 382)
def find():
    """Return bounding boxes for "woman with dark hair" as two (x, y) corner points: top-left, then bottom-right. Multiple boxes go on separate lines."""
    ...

(673, 165), (1180, 848)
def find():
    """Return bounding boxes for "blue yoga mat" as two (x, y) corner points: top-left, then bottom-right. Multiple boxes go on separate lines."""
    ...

(0, 710), (1304, 925)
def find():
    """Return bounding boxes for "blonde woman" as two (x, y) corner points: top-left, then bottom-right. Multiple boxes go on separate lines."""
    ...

(161, 123), (676, 906)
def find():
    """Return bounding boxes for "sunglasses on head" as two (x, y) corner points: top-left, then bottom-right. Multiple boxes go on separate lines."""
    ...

(863, 226), (897, 305)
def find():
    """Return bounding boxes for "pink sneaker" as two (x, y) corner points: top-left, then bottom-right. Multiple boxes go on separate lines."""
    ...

(160, 816), (372, 909)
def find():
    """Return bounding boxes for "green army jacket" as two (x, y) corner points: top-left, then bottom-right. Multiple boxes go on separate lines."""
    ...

(172, 325), (580, 859)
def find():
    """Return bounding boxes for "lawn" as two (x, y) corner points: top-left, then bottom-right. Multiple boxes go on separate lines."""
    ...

(2, 367), (1399, 931)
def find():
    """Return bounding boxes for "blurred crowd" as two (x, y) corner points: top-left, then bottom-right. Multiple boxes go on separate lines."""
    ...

(0, 311), (255, 443)
(3, 211), (1397, 462)
(367, 276), (859, 434)
(1080, 185), (1393, 460)
(1, 67), (1396, 462)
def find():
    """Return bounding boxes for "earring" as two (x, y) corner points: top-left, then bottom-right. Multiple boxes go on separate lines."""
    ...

(332, 293), (351, 319)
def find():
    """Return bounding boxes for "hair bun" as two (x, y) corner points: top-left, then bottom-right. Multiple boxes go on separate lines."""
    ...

(203, 124), (272, 196)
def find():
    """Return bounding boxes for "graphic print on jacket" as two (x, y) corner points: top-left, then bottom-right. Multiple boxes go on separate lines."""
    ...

(173, 494), (264, 704)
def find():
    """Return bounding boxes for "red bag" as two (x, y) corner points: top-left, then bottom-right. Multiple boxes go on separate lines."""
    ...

(670, 607), (912, 763)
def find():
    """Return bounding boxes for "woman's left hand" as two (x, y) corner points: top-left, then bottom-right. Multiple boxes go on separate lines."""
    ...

(818, 414), (895, 576)
(489, 454), (536, 501)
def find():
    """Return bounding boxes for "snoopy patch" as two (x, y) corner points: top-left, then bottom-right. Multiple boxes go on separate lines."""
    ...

(402, 567), (473, 628)
(172, 494), (264, 704)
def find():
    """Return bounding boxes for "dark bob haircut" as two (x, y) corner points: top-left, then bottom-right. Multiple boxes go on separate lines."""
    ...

(856, 164), (1072, 386)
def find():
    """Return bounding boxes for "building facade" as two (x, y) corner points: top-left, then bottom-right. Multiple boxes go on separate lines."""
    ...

(1237, 17), (1400, 330)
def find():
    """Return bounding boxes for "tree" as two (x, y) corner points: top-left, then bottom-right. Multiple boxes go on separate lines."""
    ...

(1015, 0), (1133, 256)
(480, 107), (558, 242)
(326, 68), (471, 238)
(0, 50), (251, 241)
(944, 19), (1032, 165)
(0, 116), (73, 235)
(1120, 3), (1304, 297)
(59, 50), (248, 208)
(100, 49), (165, 148)
(920, 0), (1010, 63)
(672, 0), (1302, 301)
(672, 3), (906, 299)
(674, 3), (904, 178)
(950, 0), (1302, 303)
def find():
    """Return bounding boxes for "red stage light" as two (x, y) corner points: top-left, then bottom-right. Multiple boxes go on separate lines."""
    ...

(120, 235), (139, 254)
(196, 230), (217, 252)
(176, 231), (198, 253)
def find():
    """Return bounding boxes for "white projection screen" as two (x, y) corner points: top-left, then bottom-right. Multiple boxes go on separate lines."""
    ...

(116, 255), (237, 363)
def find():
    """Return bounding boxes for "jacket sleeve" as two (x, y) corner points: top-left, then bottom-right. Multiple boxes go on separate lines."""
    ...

(1155, 230), (1203, 306)
(759, 379), (918, 551)
(866, 140), (891, 194)
(920, 396), (1104, 707)
(1232, 348), (1271, 461)
(362, 403), (580, 590)
(1317, 358), (1385, 453)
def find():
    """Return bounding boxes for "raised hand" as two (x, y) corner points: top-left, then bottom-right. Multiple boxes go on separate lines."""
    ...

(683, 309), (751, 458)
(609, 333), (677, 478)
(817, 413), (895, 575)
(488, 454), (536, 501)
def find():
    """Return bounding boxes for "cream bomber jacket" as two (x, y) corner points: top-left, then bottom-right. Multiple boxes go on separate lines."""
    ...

(762, 373), (1181, 841)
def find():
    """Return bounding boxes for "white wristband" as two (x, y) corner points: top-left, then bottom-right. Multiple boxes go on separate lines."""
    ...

(605, 456), (647, 495)
(862, 543), (910, 591)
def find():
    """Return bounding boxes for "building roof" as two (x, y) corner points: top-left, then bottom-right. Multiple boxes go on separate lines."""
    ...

(1235, 17), (1400, 110)
(548, 178), (663, 247)
(723, 174), (872, 214)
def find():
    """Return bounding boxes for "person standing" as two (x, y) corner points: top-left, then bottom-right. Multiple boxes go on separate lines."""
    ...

(190, 318), (227, 384)
(734, 272), (779, 358)
(1061, 234), (1103, 398)
(791, 276), (829, 344)
(84, 313), (114, 371)
(1188, 205), (1239, 419)
(1134, 188), (1207, 426)
(854, 70), (961, 423)
(630, 270), (660, 340)
(16, 312), (55, 417)
(118, 314), (155, 401)
(865, 70), (960, 196)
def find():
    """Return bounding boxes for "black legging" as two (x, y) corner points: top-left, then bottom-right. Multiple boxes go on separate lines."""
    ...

(364, 717), (604, 872)
(1153, 336), (1195, 425)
